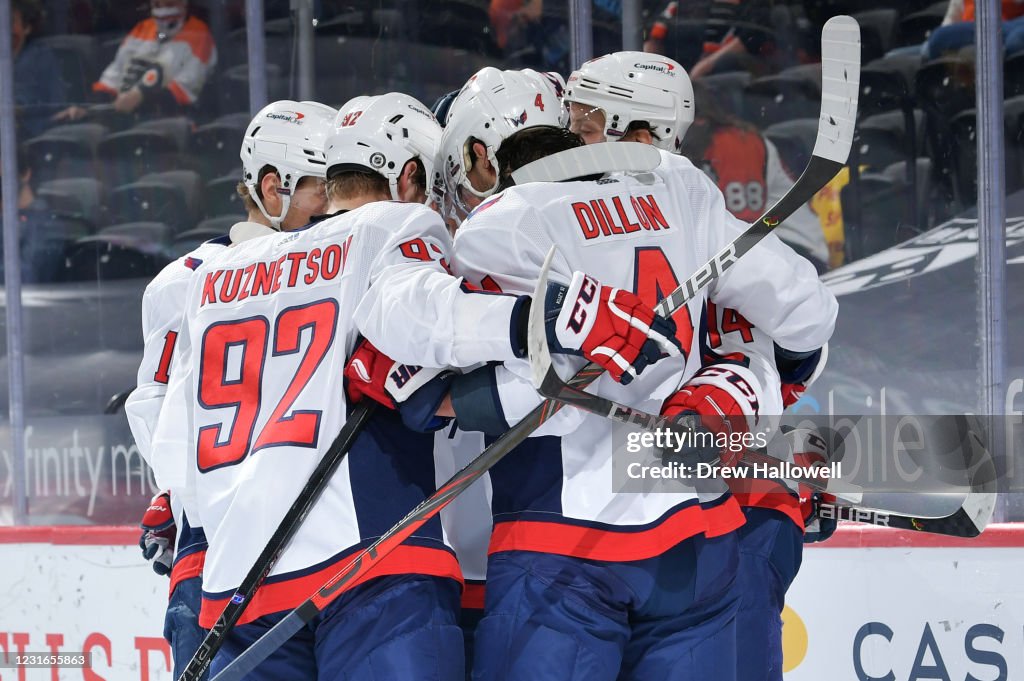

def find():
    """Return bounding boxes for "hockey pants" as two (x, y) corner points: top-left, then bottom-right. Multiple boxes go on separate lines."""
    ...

(210, 574), (464, 680)
(734, 507), (804, 681)
(472, 531), (739, 681)
(165, 575), (208, 681)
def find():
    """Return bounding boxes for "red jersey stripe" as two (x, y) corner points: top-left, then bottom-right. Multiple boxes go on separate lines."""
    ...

(488, 497), (744, 562)
(198, 544), (462, 628)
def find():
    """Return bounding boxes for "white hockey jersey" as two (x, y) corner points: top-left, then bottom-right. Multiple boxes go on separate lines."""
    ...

(445, 152), (837, 562)
(126, 234), (232, 592)
(434, 424), (491, 604)
(127, 237), (230, 466)
(151, 202), (523, 627)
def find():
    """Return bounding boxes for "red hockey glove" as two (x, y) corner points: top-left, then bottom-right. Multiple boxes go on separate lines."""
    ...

(344, 338), (454, 432)
(139, 491), (175, 577)
(546, 271), (682, 385)
(661, 367), (756, 468)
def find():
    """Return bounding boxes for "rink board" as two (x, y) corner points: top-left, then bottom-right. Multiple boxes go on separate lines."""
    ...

(0, 525), (1021, 681)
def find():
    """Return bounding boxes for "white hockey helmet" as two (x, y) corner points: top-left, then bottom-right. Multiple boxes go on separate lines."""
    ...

(240, 99), (337, 229)
(325, 92), (442, 203)
(439, 67), (563, 216)
(563, 52), (694, 153)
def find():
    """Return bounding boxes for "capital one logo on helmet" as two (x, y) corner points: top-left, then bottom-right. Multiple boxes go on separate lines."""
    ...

(407, 103), (434, 119)
(633, 62), (677, 76)
(267, 111), (306, 124)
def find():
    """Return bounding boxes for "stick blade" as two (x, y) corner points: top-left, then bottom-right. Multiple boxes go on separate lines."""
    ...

(528, 246), (558, 389)
(511, 142), (661, 185)
(812, 15), (861, 165)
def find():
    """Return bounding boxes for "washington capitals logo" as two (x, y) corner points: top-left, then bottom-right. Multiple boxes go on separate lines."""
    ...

(184, 257), (203, 270)
(506, 110), (528, 128)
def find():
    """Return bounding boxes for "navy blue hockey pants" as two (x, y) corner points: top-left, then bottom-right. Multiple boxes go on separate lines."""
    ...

(209, 574), (464, 680)
(472, 531), (739, 681)
(734, 508), (804, 681)
(165, 576), (208, 681)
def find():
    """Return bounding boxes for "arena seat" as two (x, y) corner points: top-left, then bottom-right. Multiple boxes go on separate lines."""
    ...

(763, 118), (820, 176)
(63, 231), (172, 282)
(24, 123), (108, 184)
(859, 53), (921, 117)
(899, 2), (948, 46)
(1005, 52), (1024, 99)
(851, 9), (901, 63)
(855, 109), (926, 171)
(205, 173), (245, 218)
(37, 177), (106, 228)
(193, 113), (252, 180)
(98, 117), (193, 187)
(36, 34), (98, 104)
(742, 64), (821, 126)
(108, 170), (203, 232)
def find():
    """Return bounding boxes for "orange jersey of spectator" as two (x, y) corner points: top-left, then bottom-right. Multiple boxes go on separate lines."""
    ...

(963, 0), (1024, 21)
(94, 15), (217, 106)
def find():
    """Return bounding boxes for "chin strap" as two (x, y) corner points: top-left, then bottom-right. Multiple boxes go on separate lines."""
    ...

(246, 182), (289, 231)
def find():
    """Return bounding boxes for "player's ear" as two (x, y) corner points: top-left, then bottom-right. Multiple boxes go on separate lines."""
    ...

(260, 171), (283, 216)
(471, 141), (491, 170)
(397, 160), (425, 203)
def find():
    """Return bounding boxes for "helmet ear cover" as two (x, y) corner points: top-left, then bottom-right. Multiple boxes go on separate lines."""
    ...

(438, 67), (562, 221)
(461, 137), (478, 179)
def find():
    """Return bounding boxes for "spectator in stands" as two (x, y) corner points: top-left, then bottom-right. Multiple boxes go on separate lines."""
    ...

(644, 0), (792, 78)
(925, 0), (1024, 59)
(680, 82), (829, 272)
(12, 0), (67, 139)
(55, 0), (217, 122)
(0, 145), (81, 284)
(489, 0), (569, 72)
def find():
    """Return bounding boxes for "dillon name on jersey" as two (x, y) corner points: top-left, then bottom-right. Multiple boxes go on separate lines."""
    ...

(448, 152), (836, 562)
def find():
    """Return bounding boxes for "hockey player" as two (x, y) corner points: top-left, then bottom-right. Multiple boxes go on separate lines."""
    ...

(562, 52), (829, 272)
(151, 91), (677, 680)
(125, 99), (336, 680)
(562, 53), (836, 680)
(439, 124), (837, 681)
(437, 67), (563, 224)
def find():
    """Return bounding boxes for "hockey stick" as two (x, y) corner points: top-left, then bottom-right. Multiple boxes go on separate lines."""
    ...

(509, 141), (661, 185)
(104, 387), (134, 414)
(210, 18), (861, 681)
(526, 245), (996, 533)
(177, 402), (376, 681)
